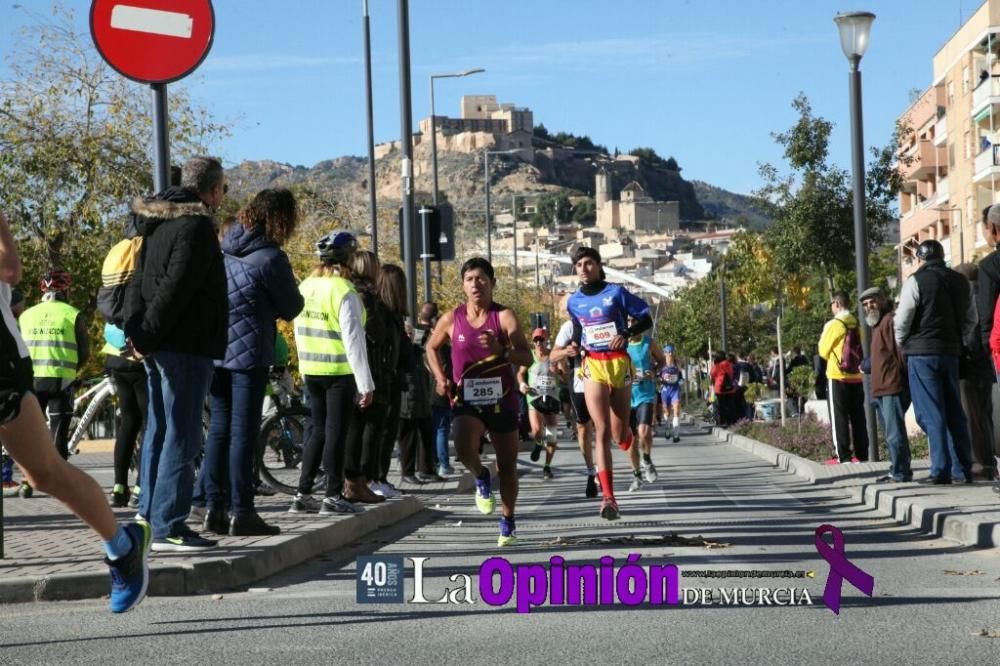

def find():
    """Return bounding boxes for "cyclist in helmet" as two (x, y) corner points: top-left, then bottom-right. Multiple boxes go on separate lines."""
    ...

(18, 269), (89, 464)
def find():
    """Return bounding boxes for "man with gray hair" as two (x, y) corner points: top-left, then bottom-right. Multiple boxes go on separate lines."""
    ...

(124, 155), (228, 551)
(860, 287), (911, 482)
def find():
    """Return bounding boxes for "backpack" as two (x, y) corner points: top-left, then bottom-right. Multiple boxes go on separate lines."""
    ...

(835, 320), (863, 374)
(97, 236), (143, 327)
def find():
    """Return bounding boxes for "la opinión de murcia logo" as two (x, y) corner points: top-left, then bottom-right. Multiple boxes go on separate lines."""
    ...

(356, 524), (876, 614)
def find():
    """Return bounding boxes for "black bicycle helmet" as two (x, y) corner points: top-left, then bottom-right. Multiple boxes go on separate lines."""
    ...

(315, 230), (357, 264)
(915, 239), (944, 262)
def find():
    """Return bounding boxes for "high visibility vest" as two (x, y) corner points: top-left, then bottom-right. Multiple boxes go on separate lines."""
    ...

(294, 276), (366, 376)
(19, 300), (81, 379)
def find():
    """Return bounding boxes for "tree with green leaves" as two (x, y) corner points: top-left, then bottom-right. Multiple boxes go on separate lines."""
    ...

(0, 5), (227, 374)
(754, 93), (907, 297)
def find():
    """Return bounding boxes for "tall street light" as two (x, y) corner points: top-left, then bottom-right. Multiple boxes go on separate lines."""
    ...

(430, 68), (485, 206)
(835, 10), (879, 462)
(362, 0), (378, 256)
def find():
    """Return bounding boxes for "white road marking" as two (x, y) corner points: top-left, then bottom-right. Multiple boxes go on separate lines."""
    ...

(110, 5), (194, 39)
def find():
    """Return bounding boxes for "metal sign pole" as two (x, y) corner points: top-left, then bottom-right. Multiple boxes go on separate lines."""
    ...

(151, 83), (170, 193)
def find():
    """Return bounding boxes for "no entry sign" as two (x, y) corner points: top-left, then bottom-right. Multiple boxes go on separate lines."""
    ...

(90, 0), (215, 84)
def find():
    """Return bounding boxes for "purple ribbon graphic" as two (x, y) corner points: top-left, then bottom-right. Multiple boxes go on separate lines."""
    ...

(814, 523), (874, 614)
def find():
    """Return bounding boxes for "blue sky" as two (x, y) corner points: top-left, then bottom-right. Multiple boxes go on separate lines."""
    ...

(0, 0), (981, 194)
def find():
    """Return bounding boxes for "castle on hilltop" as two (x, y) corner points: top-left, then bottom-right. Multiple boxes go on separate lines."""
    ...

(595, 168), (680, 233)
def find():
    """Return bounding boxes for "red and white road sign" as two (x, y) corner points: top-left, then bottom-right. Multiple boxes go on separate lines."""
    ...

(90, 0), (215, 84)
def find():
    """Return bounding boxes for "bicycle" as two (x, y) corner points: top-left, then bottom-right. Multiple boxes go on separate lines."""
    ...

(67, 374), (118, 456)
(255, 370), (323, 495)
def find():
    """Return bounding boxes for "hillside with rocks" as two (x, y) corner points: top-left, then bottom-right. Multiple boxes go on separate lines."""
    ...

(225, 143), (769, 235)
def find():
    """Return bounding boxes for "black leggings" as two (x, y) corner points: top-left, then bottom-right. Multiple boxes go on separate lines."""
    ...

(345, 398), (388, 482)
(34, 378), (73, 460)
(377, 388), (402, 481)
(299, 374), (356, 498)
(111, 365), (148, 487)
(398, 417), (435, 476)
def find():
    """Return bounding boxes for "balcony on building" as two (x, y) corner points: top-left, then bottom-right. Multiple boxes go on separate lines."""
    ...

(899, 140), (947, 181)
(972, 75), (1000, 118)
(933, 109), (948, 146)
(974, 144), (1000, 183)
(935, 176), (950, 204)
(900, 204), (948, 242)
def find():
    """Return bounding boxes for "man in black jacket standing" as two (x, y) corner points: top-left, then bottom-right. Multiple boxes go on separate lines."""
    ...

(124, 156), (227, 551)
(894, 240), (976, 485)
(977, 205), (1000, 366)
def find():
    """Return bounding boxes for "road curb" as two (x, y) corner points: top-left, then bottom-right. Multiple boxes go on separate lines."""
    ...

(714, 426), (1000, 548)
(0, 494), (427, 604)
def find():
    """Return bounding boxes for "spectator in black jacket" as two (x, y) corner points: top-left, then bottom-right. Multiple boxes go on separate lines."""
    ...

(124, 155), (227, 552)
(398, 324), (440, 484)
(955, 263), (998, 481)
(976, 205), (1000, 357)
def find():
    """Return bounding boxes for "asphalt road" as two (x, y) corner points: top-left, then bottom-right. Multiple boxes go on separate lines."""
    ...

(2, 426), (999, 664)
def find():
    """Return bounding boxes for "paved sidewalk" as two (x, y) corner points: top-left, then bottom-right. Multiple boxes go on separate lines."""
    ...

(0, 451), (474, 604)
(716, 426), (1000, 548)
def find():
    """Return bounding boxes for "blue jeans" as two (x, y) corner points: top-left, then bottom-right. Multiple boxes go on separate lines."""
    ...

(138, 351), (214, 539)
(431, 405), (451, 468)
(907, 355), (973, 481)
(876, 393), (912, 481)
(200, 367), (268, 516)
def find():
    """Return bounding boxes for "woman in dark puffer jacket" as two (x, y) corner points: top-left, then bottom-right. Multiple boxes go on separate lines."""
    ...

(199, 189), (304, 537)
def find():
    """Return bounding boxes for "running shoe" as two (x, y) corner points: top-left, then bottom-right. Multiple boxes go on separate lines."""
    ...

(475, 468), (496, 515)
(530, 442), (543, 462)
(438, 465), (455, 477)
(628, 474), (642, 492)
(542, 465), (554, 480)
(320, 495), (364, 515)
(107, 521), (151, 613)
(672, 433), (680, 443)
(643, 462), (658, 484)
(497, 515), (519, 547)
(111, 484), (130, 508)
(151, 531), (217, 552)
(288, 494), (322, 514)
(617, 432), (634, 452)
(371, 481), (403, 498)
(585, 474), (598, 498)
(824, 457), (843, 465)
(128, 488), (140, 509)
(600, 496), (620, 521)
(17, 481), (32, 498)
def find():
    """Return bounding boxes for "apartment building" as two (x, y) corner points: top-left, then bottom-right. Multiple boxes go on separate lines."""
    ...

(898, 0), (1000, 274)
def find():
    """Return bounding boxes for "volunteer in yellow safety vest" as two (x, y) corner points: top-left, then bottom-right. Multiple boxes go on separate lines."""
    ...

(291, 230), (375, 516)
(18, 269), (89, 460)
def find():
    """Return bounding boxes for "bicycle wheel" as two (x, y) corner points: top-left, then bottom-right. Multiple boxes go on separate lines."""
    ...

(256, 405), (324, 495)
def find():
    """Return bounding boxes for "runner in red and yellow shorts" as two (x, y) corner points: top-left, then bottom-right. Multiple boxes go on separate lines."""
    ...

(566, 247), (651, 520)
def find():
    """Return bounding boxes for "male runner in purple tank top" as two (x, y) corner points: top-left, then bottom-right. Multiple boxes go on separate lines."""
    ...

(426, 258), (532, 546)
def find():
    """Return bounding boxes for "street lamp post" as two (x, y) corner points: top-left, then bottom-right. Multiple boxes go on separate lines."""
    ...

(430, 68), (485, 207)
(362, 0), (378, 256)
(835, 10), (879, 462)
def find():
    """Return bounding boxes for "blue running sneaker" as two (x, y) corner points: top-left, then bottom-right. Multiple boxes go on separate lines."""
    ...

(107, 521), (151, 613)
(497, 515), (519, 547)
(475, 468), (496, 515)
